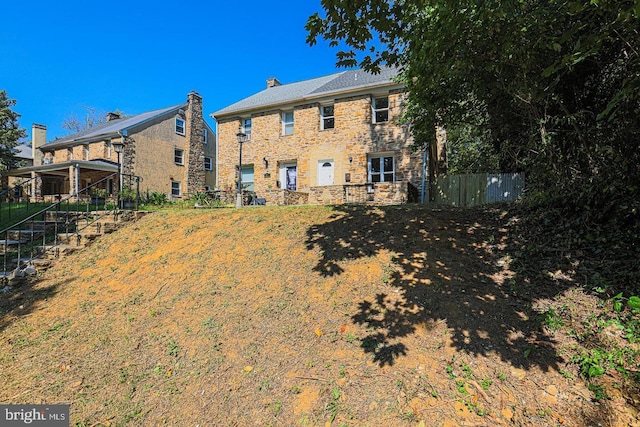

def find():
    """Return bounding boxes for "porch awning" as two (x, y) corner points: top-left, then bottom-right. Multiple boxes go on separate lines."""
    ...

(4, 160), (119, 178)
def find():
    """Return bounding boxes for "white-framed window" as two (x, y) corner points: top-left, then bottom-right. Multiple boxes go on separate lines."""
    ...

(368, 154), (395, 182)
(174, 148), (184, 165)
(282, 111), (294, 135)
(106, 140), (112, 158)
(204, 156), (213, 171)
(203, 128), (208, 144)
(321, 105), (335, 130)
(175, 117), (186, 135)
(242, 118), (252, 139)
(372, 96), (389, 123)
(171, 181), (181, 197)
(241, 165), (254, 192)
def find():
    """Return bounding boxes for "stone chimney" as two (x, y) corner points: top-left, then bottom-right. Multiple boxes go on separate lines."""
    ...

(106, 112), (121, 121)
(31, 123), (46, 165)
(186, 91), (205, 195)
(266, 77), (281, 88)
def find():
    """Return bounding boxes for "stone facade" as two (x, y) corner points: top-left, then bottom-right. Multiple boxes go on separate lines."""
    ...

(186, 92), (205, 194)
(215, 87), (424, 206)
(37, 92), (216, 198)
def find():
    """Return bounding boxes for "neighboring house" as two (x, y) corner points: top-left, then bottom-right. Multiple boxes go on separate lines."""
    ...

(212, 68), (424, 205)
(4, 92), (215, 200)
(12, 143), (34, 168)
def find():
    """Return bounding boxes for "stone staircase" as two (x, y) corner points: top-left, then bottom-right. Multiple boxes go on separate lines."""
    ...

(1, 210), (150, 286)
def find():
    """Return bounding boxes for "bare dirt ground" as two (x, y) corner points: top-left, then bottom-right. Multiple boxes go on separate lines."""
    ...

(0, 204), (638, 426)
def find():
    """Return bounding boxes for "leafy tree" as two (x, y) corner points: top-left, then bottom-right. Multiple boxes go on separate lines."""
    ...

(0, 90), (27, 171)
(307, 1), (640, 208)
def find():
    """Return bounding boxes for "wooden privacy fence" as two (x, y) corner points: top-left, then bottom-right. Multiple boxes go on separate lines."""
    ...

(433, 173), (525, 207)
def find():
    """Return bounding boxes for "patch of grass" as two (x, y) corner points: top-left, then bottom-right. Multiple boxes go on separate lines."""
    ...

(167, 339), (180, 358)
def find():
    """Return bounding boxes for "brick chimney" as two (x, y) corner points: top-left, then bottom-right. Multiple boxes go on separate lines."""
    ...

(31, 123), (46, 165)
(266, 77), (281, 88)
(106, 112), (121, 121)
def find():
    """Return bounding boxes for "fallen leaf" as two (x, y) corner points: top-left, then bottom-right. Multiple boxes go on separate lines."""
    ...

(315, 327), (323, 337)
(167, 369), (172, 377)
(244, 365), (253, 372)
(340, 323), (347, 333)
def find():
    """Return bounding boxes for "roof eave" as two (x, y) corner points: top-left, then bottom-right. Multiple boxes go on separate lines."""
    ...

(212, 81), (405, 120)
(120, 103), (187, 137)
(42, 132), (122, 151)
(4, 160), (119, 176)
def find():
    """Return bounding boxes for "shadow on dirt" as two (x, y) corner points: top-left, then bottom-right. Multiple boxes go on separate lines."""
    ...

(305, 204), (567, 371)
(0, 277), (64, 333)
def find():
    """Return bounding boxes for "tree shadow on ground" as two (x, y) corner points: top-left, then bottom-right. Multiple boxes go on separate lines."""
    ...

(0, 277), (63, 333)
(305, 204), (569, 371)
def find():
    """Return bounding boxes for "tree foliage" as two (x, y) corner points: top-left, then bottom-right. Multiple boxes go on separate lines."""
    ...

(0, 90), (27, 171)
(307, 1), (640, 211)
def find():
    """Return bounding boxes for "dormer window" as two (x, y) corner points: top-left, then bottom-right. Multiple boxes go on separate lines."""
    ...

(175, 117), (186, 135)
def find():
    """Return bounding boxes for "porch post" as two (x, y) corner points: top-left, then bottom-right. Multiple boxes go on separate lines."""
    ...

(30, 172), (38, 202)
(75, 163), (80, 198)
(68, 165), (75, 197)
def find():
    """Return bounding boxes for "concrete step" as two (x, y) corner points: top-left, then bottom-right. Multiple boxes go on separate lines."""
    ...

(11, 257), (53, 268)
(21, 220), (66, 231)
(56, 232), (103, 247)
(0, 240), (27, 250)
(6, 229), (45, 240)
(36, 244), (81, 259)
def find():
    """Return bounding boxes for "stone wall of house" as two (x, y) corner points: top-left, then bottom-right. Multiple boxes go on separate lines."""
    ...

(39, 94), (215, 199)
(216, 88), (423, 206)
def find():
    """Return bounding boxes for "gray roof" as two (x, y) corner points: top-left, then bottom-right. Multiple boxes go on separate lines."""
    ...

(213, 67), (400, 117)
(45, 103), (186, 148)
(13, 144), (33, 160)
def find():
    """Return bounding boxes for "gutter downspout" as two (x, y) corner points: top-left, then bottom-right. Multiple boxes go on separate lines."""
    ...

(211, 115), (219, 189)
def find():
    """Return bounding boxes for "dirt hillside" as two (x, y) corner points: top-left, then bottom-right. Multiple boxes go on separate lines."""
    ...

(0, 205), (637, 426)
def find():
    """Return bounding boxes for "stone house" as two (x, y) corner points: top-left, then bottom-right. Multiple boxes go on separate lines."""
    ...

(5, 92), (215, 200)
(212, 68), (424, 205)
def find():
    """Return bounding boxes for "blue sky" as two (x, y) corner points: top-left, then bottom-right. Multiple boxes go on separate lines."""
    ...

(0, 0), (344, 142)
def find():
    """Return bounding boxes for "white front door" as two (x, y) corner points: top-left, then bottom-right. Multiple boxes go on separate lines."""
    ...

(318, 160), (334, 186)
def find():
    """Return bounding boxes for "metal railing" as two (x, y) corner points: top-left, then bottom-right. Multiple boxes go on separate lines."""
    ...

(0, 172), (140, 283)
(0, 176), (48, 226)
